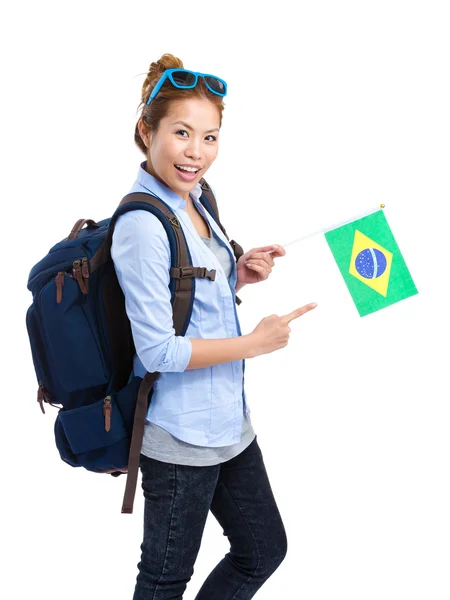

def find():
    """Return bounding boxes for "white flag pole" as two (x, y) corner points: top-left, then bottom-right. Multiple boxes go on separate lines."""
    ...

(267, 204), (385, 253)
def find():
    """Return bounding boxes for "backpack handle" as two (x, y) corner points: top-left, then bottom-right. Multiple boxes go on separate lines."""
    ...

(67, 219), (100, 240)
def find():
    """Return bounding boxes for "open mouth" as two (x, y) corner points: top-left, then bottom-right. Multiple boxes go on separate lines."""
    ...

(175, 165), (201, 174)
(174, 164), (202, 182)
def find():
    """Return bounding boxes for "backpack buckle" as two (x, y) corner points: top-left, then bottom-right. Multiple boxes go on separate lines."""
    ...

(200, 268), (216, 281)
(171, 266), (216, 281)
(179, 267), (194, 278)
(169, 216), (180, 228)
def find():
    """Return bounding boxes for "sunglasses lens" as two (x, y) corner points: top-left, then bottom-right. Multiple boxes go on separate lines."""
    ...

(204, 76), (226, 95)
(172, 70), (196, 87)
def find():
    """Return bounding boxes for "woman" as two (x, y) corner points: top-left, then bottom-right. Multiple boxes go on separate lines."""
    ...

(111, 53), (317, 600)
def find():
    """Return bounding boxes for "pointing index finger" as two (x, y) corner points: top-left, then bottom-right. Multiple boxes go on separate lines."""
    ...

(283, 303), (318, 323)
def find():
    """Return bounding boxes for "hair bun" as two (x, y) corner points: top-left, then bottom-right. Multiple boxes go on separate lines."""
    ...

(141, 53), (184, 106)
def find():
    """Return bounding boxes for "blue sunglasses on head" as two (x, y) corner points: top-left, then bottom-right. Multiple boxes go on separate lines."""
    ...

(146, 68), (227, 106)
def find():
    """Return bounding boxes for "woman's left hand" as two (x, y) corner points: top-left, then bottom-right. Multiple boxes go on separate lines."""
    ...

(236, 244), (286, 285)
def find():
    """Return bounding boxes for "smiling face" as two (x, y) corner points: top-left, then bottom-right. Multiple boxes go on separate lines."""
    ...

(138, 97), (221, 204)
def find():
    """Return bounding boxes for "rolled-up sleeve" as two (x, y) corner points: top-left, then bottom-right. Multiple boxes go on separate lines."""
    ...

(111, 210), (192, 373)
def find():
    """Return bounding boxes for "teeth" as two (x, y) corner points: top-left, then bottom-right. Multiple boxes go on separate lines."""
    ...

(176, 165), (199, 172)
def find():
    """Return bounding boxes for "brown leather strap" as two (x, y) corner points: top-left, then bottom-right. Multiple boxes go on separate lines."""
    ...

(67, 219), (100, 241)
(121, 372), (158, 513)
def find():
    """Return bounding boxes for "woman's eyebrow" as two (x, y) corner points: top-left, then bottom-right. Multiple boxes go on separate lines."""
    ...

(172, 121), (219, 134)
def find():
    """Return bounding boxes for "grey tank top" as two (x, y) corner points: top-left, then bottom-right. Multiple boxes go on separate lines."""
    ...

(141, 232), (256, 466)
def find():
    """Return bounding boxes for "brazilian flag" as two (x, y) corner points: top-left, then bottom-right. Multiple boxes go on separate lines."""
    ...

(325, 210), (418, 317)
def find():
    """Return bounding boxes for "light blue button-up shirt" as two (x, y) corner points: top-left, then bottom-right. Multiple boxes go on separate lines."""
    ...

(111, 162), (249, 447)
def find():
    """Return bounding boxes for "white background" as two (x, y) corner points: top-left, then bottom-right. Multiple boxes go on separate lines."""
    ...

(2, 1), (449, 598)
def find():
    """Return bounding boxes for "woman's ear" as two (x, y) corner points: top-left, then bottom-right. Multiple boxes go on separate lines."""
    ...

(138, 119), (151, 148)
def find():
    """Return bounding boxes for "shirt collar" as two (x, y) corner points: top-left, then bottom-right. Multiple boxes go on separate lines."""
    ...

(136, 161), (203, 209)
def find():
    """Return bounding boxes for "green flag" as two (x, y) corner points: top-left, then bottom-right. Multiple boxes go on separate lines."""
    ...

(324, 210), (418, 317)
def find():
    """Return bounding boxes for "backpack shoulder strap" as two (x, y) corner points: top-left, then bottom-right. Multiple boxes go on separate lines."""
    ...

(116, 192), (216, 334)
(198, 178), (245, 263)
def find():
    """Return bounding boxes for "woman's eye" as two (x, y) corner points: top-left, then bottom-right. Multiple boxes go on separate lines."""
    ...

(206, 135), (217, 142)
(176, 130), (188, 137)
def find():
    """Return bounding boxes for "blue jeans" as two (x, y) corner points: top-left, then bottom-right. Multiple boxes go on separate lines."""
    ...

(133, 436), (287, 599)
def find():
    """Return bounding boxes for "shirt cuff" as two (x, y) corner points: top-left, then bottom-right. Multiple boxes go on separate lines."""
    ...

(153, 335), (192, 373)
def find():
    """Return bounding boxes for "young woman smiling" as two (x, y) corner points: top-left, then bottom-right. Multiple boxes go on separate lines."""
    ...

(111, 53), (317, 600)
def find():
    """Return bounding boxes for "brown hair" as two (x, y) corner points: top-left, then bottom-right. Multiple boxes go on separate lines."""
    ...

(134, 53), (226, 155)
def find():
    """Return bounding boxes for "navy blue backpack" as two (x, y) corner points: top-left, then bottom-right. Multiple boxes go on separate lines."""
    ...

(26, 178), (244, 513)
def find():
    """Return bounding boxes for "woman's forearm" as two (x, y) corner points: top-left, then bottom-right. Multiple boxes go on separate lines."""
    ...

(186, 335), (255, 369)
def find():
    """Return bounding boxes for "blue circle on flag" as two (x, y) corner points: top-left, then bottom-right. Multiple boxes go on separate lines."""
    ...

(355, 248), (387, 279)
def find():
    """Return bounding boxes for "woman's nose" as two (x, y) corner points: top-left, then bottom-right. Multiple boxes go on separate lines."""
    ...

(185, 139), (202, 160)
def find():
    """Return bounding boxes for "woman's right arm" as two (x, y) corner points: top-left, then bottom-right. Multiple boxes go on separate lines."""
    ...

(187, 300), (317, 369)
(111, 210), (255, 372)
(111, 210), (317, 373)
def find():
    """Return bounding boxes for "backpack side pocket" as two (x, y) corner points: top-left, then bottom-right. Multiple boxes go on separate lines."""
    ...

(54, 376), (142, 472)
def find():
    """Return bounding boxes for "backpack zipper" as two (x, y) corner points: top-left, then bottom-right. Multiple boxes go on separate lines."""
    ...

(37, 380), (59, 414)
(37, 380), (46, 414)
(81, 257), (89, 292)
(55, 256), (90, 304)
(55, 272), (65, 304)
(103, 396), (112, 432)
(72, 259), (88, 295)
